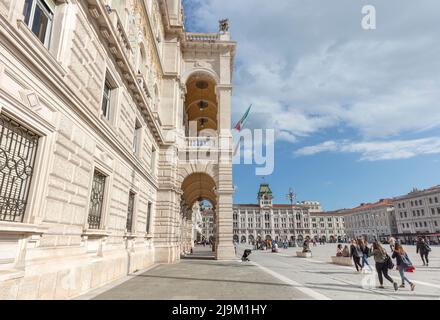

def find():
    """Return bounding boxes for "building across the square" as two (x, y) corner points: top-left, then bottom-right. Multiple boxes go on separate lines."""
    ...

(233, 184), (348, 244)
(344, 199), (397, 243)
(393, 185), (440, 243)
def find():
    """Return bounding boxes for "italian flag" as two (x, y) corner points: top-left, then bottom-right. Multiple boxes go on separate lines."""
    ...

(234, 104), (252, 132)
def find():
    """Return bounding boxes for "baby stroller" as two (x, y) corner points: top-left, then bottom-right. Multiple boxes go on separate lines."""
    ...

(242, 249), (252, 262)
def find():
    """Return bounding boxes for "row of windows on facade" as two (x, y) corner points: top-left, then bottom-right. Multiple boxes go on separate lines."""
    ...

(398, 208), (440, 218)
(0, 112), (154, 231)
(23, 0), (160, 79)
(88, 170), (153, 233)
(233, 230), (318, 235)
(235, 210), (308, 216)
(23, 0), (158, 168)
(397, 197), (439, 209)
(401, 221), (439, 229)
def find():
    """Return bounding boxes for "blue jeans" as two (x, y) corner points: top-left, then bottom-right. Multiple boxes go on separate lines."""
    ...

(362, 254), (372, 270)
(398, 267), (413, 285)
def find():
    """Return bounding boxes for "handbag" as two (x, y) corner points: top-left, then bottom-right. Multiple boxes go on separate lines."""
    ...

(386, 254), (394, 270)
(406, 266), (415, 273)
(401, 253), (413, 269)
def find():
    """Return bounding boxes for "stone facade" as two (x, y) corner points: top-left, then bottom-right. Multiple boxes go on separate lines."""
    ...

(393, 185), (440, 243)
(233, 184), (347, 244)
(344, 199), (397, 242)
(0, 0), (236, 299)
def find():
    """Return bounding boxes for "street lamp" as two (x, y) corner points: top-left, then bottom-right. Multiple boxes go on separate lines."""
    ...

(286, 188), (297, 248)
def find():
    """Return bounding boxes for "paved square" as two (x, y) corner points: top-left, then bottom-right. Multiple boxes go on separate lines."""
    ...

(78, 245), (440, 300)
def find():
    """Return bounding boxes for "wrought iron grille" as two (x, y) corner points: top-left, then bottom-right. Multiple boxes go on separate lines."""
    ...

(88, 170), (106, 229)
(126, 191), (135, 233)
(0, 114), (39, 222)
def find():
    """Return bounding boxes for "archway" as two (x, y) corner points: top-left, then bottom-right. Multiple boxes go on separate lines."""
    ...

(241, 235), (246, 243)
(248, 235), (255, 244)
(180, 173), (217, 257)
(233, 235), (239, 243)
(184, 72), (219, 135)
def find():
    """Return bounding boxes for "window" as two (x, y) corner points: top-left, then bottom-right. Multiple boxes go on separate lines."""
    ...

(133, 119), (142, 154)
(151, 146), (156, 174)
(101, 79), (113, 120)
(126, 191), (136, 233)
(0, 114), (39, 222)
(23, 0), (55, 47)
(88, 170), (107, 229)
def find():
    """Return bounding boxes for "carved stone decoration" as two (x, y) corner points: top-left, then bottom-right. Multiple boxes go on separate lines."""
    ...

(219, 19), (229, 32)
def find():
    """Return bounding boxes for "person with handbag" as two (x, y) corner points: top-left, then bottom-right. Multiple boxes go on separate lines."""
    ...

(372, 242), (398, 290)
(416, 238), (431, 266)
(392, 244), (416, 291)
(350, 240), (363, 272)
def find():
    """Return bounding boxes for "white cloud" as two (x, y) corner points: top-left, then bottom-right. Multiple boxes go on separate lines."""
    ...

(294, 137), (440, 161)
(185, 0), (440, 143)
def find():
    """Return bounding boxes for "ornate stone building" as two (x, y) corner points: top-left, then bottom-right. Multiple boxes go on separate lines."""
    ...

(0, 0), (236, 299)
(233, 184), (347, 244)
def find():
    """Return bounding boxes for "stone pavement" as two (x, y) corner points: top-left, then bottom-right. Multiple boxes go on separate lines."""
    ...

(240, 243), (440, 300)
(76, 244), (440, 300)
(77, 247), (309, 300)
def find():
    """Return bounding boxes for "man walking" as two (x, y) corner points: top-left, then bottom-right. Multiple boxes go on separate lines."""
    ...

(416, 238), (431, 266)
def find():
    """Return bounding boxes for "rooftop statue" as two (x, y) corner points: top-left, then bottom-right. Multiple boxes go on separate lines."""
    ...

(219, 19), (229, 32)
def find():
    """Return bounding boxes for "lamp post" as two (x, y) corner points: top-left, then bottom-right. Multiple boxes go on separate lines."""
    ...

(286, 188), (297, 247)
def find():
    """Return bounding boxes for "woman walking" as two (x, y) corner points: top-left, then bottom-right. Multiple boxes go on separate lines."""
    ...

(392, 244), (416, 291)
(358, 239), (373, 272)
(350, 240), (363, 272)
(372, 242), (398, 290)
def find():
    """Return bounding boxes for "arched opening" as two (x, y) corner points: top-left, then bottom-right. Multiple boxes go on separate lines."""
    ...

(248, 235), (255, 244)
(184, 72), (218, 135)
(233, 235), (239, 242)
(297, 235), (304, 242)
(180, 172), (217, 258)
(241, 235), (246, 243)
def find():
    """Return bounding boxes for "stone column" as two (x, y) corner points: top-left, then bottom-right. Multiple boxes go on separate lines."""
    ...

(154, 145), (181, 263)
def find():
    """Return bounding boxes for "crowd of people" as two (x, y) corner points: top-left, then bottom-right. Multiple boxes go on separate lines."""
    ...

(341, 237), (432, 291)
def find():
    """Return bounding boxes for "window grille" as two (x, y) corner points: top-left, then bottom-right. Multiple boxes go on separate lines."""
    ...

(0, 114), (39, 222)
(88, 170), (106, 229)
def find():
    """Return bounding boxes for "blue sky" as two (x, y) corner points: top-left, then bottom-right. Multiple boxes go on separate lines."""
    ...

(182, 0), (440, 210)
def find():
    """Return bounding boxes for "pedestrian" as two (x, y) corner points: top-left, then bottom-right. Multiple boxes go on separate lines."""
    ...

(372, 242), (398, 290)
(416, 238), (431, 266)
(350, 240), (363, 272)
(388, 236), (396, 253)
(336, 244), (344, 257)
(392, 244), (416, 291)
(358, 239), (373, 272)
(342, 245), (350, 257)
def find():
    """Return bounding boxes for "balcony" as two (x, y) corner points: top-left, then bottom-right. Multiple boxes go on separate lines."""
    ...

(186, 33), (220, 42)
(178, 137), (219, 163)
